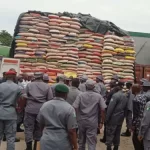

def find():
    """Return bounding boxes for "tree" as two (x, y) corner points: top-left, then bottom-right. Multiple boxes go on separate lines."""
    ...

(0, 30), (12, 46)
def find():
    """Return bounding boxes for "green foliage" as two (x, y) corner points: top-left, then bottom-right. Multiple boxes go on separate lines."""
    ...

(0, 30), (12, 46)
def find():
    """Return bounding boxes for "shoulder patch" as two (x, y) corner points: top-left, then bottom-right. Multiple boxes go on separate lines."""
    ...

(110, 98), (113, 102)
(73, 112), (76, 118)
(146, 107), (150, 111)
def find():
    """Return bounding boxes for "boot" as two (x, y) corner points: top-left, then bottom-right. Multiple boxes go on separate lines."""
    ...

(121, 129), (131, 137)
(113, 146), (119, 150)
(17, 124), (24, 132)
(107, 146), (112, 150)
(26, 141), (32, 150)
(33, 140), (38, 150)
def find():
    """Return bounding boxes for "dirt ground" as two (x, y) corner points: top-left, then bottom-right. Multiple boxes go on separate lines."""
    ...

(1, 122), (134, 150)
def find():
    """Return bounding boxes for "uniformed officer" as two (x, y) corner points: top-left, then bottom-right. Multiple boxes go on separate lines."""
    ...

(51, 74), (66, 96)
(73, 79), (106, 150)
(24, 72), (53, 150)
(78, 74), (88, 92)
(38, 84), (78, 150)
(140, 78), (149, 94)
(100, 80), (120, 144)
(0, 71), (22, 150)
(106, 81), (132, 150)
(121, 81), (134, 137)
(95, 75), (107, 98)
(138, 101), (150, 150)
(66, 78), (81, 105)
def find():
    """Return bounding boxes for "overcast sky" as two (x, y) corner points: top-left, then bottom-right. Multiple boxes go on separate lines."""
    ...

(0, 0), (150, 35)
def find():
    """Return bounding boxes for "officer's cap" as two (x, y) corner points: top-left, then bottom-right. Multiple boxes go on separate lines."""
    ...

(96, 75), (103, 81)
(5, 71), (17, 76)
(55, 84), (69, 93)
(80, 74), (88, 82)
(34, 72), (43, 79)
(85, 79), (96, 89)
(140, 78), (148, 83)
(142, 81), (150, 87)
(111, 75), (119, 81)
(58, 74), (66, 81)
(43, 74), (50, 81)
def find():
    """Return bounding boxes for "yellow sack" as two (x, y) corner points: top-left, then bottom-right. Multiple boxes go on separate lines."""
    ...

(16, 43), (27, 47)
(125, 56), (135, 60)
(83, 44), (93, 48)
(114, 48), (124, 53)
(64, 71), (77, 78)
(125, 50), (136, 54)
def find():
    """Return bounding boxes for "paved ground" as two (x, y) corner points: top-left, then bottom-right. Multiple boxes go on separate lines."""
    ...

(1, 123), (134, 150)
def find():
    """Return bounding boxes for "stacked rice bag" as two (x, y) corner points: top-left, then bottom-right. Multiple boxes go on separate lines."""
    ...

(14, 12), (50, 74)
(77, 28), (103, 80)
(123, 36), (135, 82)
(47, 14), (81, 76)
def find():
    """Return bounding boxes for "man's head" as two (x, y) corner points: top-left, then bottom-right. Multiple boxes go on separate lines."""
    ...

(55, 84), (69, 100)
(85, 79), (96, 90)
(126, 81), (133, 90)
(96, 75), (103, 83)
(5, 71), (17, 81)
(111, 75), (119, 83)
(80, 74), (88, 83)
(43, 74), (50, 83)
(58, 74), (66, 83)
(132, 84), (141, 95)
(142, 81), (150, 92)
(18, 75), (23, 82)
(72, 78), (80, 88)
(34, 72), (43, 80)
(3, 72), (6, 78)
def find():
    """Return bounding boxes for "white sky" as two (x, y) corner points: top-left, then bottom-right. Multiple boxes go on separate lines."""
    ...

(0, 0), (150, 35)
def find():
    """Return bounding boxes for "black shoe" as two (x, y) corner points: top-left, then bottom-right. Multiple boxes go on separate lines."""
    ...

(100, 138), (106, 143)
(121, 131), (131, 137)
(26, 141), (32, 150)
(33, 140), (38, 150)
(15, 138), (20, 142)
(113, 146), (119, 150)
(3, 136), (6, 141)
(17, 128), (24, 132)
(107, 146), (112, 150)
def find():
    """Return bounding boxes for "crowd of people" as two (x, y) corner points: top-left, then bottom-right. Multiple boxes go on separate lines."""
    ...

(0, 69), (150, 150)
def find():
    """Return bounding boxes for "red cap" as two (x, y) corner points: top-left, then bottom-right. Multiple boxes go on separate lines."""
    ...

(5, 71), (17, 75)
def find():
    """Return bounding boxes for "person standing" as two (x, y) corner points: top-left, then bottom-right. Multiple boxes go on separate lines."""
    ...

(78, 75), (88, 92)
(105, 82), (132, 150)
(121, 81), (134, 137)
(132, 82), (150, 150)
(95, 75), (107, 98)
(51, 74), (66, 97)
(100, 81), (120, 143)
(73, 79), (106, 150)
(138, 101), (150, 150)
(66, 78), (81, 105)
(38, 84), (78, 150)
(24, 72), (53, 150)
(0, 71), (22, 150)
